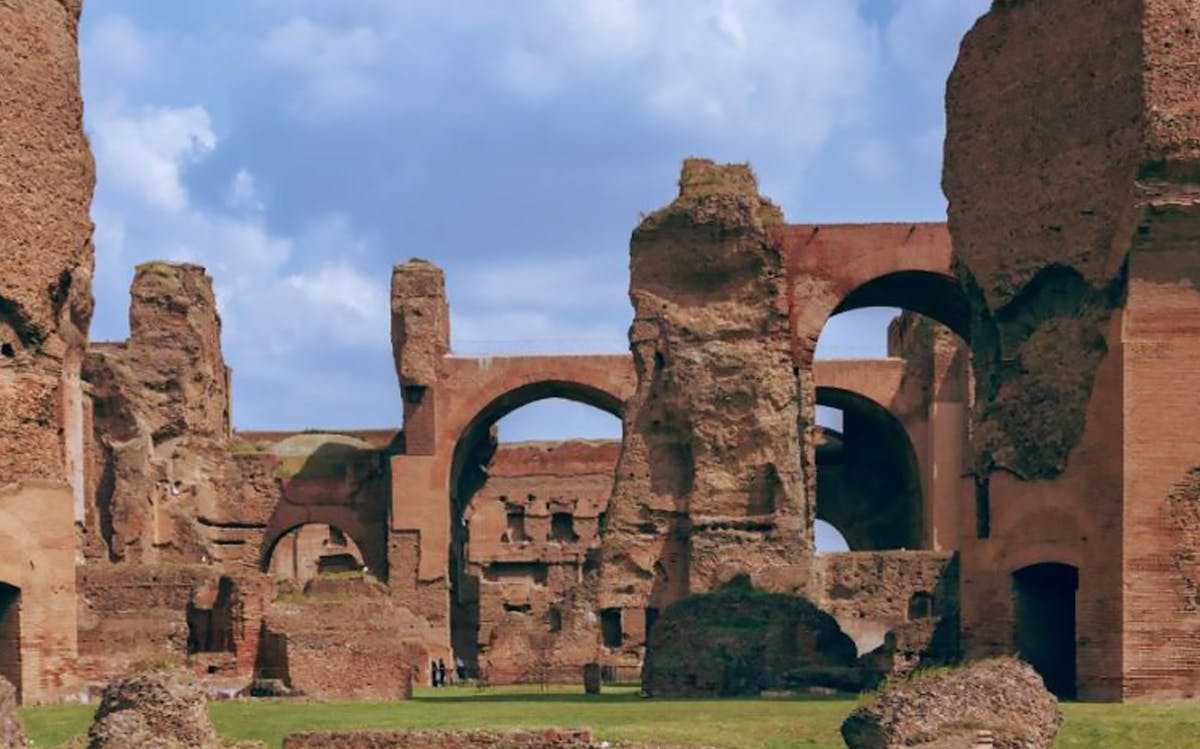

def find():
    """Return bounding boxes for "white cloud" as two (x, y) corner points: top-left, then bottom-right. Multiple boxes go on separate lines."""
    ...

(492, 0), (879, 150)
(260, 17), (384, 115)
(90, 104), (215, 213)
(87, 95), (389, 418)
(284, 262), (389, 347)
(226, 169), (263, 211)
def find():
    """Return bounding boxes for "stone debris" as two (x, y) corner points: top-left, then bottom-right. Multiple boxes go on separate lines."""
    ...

(0, 677), (24, 749)
(86, 670), (222, 749)
(840, 657), (1061, 749)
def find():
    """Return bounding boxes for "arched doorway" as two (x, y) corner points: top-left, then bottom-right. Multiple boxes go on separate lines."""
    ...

(0, 583), (19, 699)
(815, 387), (924, 550)
(448, 381), (623, 680)
(1013, 562), (1078, 698)
(266, 524), (367, 585)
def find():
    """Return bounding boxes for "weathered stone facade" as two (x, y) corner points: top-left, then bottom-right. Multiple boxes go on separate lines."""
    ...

(8, 0), (1200, 708)
(0, 0), (93, 705)
(599, 161), (812, 645)
(945, 0), (1200, 700)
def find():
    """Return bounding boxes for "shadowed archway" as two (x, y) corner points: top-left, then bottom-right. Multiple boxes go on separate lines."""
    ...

(815, 387), (924, 551)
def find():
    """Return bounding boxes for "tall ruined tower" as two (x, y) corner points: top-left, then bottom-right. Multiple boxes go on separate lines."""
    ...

(84, 263), (233, 564)
(600, 160), (814, 649)
(946, 0), (1200, 700)
(0, 0), (94, 702)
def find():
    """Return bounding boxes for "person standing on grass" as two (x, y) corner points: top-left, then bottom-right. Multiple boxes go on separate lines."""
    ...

(430, 660), (439, 688)
(456, 655), (466, 682)
(437, 658), (447, 687)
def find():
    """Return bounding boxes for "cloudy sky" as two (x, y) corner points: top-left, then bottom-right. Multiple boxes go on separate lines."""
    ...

(79, 0), (990, 445)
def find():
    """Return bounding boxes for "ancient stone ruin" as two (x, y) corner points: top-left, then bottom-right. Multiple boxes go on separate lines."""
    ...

(2, 0), (1200, 718)
(841, 657), (1062, 749)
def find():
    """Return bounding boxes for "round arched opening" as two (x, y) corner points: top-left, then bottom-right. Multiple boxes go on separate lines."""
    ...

(448, 381), (623, 681)
(815, 387), (924, 551)
(0, 583), (19, 700)
(265, 524), (367, 585)
(830, 271), (970, 343)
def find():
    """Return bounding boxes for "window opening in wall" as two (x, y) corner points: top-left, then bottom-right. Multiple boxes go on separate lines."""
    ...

(547, 606), (563, 633)
(907, 591), (934, 620)
(601, 608), (622, 648)
(505, 507), (529, 543)
(0, 343), (13, 358)
(550, 512), (578, 542)
(976, 475), (991, 539)
(329, 526), (347, 547)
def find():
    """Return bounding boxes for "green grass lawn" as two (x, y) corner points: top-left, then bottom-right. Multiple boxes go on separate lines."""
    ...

(20, 684), (1200, 749)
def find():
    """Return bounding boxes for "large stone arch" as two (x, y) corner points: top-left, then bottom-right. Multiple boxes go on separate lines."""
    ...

(815, 386), (924, 551)
(774, 222), (967, 361)
(443, 368), (628, 673)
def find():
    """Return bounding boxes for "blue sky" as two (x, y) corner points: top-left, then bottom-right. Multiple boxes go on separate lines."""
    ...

(79, 0), (990, 447)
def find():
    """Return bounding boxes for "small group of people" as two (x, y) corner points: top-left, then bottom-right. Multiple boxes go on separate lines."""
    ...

(429, 656), (468, 687)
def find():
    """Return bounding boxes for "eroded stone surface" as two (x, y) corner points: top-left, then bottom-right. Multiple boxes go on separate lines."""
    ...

(600, 159), (811, 629)
(0, 0), (93, 705)
(0, 678), (24, 749)
(87, 670), (222, 749)
(841, 657), (1061, 749)
(84, 264), (233, 564)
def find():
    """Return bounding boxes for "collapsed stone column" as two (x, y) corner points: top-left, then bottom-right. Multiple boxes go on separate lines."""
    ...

(0, 0), (95, 703)
(945, 0), (1200, 699)
(601, 160), (813, 627)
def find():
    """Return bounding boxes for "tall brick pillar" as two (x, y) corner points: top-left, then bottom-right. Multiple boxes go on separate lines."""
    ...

(389, 260), (453, 651)
(946, 0), (1200, 700)
(0, 0), (95, 703)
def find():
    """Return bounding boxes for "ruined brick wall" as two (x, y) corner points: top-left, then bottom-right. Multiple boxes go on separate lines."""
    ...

(75, 565), (272, 689)
(464, 441), (616, 681)
(946, 0), (1200, 700)
(0, 0), (94, 704)
(250, 432), (392, 579)
(600, 160), (812, 665)
(76, 565), (212, 686)
(813, 552), (958, 672)
(261, 594), (427, 700)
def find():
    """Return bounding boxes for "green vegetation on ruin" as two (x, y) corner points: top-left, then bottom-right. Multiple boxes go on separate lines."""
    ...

(21, 685), (1200, 749)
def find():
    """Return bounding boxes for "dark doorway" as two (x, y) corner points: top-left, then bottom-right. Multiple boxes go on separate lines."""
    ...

(1013, 563), (1078, 698)
(0, 584), (20, 701)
